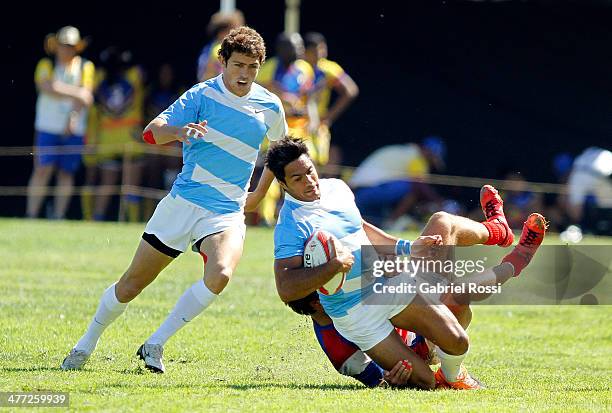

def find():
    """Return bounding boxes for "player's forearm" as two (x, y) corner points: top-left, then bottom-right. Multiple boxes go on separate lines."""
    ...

(275, 260), (344, 302)
(143, 118), (181, 145)
(254, 167), (275, 195)
(244, 167), (276, 212)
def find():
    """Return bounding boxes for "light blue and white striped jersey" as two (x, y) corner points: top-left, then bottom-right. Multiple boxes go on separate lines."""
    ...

(274, 179), (373, 317)
(158, 74), (287, 214)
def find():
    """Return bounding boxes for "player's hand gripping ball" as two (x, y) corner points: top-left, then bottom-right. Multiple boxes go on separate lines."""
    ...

(303, 230), (347, 295)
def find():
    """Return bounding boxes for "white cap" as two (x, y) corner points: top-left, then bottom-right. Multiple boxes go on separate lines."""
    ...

(56, 26), (81, 46)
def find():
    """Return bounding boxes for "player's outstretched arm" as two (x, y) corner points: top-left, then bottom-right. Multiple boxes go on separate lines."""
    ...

(143, 118), (208, 145)
(362, 220), (442, 258)
(274, 240), (354, 302)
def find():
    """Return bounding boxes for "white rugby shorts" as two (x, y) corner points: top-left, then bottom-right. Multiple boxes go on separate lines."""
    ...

(331, 272), (414, 351)
(331, 271), (448, 351)
(143, 193), (246, 256)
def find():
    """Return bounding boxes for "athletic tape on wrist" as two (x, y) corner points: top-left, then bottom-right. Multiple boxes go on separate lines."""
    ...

(395, 239), (411, 256)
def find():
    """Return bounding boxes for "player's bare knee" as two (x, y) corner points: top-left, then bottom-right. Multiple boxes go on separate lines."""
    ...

(115, 270), (151, 302)
(115, 280), (141, 303)
(429, 211), (451, 224)
(205, 266), (233, 294)
(451, 330), (470, 355)
(436, 323), (470, 355)
(427, 211), (453, 236)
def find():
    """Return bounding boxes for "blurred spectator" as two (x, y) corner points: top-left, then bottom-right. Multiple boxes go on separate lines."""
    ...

(83, 46), (145, 222)
(499, 172), (544, 230)
(26, 26), (94, 219)
(255, 32), (316, 225)
(196, 10), (244, 82)
(349, 136), (446, 227)
(142, 63), (183, 219)
(257, 32), (316, 153)
(566, 147), (612, 235)
(304, 32), (359, 173)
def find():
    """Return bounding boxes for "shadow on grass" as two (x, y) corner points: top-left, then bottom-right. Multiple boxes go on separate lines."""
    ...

(226, 383), (363, 391)
(107, 368), (364, 390)
(0, 367), (62, 373)
(92, 381), (363, 392)
(118, 367), (148, 375)
(1, 366), (360, 391)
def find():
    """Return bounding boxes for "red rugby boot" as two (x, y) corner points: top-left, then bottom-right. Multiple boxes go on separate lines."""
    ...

(480, 185), (514, 247)
(502, 213), (548, 276)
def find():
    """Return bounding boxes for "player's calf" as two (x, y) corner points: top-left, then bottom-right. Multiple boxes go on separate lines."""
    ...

(115, 266), (163, 302)
(115, 239), (174, 302)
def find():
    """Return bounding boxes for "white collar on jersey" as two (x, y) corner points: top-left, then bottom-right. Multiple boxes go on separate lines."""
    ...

(284, 191), (320, 206)
(217, 74), (253, 101)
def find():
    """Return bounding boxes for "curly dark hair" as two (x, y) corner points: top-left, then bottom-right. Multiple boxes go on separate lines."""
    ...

(265, 137), (309, 183)
(218, 26), (266, 64)
(286, 291), (319, 315)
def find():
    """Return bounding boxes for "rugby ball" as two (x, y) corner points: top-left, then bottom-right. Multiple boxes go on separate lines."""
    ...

(304, 230), (346, 296)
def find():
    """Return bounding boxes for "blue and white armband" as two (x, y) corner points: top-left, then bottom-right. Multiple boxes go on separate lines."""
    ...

(395, 239), (411, 256)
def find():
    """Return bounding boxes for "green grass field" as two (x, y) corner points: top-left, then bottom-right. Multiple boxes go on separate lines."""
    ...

(1, 218), (611, 412)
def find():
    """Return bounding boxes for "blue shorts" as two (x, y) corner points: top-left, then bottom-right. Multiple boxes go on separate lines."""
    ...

(354, 180), (412, 224)
(35, 131), (83, 173)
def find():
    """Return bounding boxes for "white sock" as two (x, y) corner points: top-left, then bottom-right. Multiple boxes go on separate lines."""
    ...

(146, 280), (217, 346)
(74, 283), (128, 353)
(436, 346), (468, 382)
